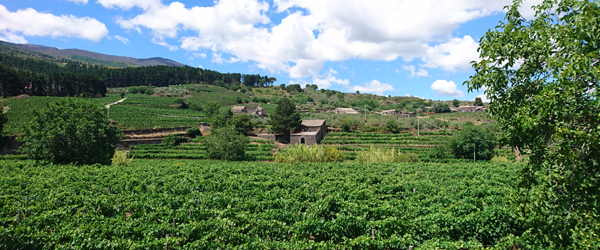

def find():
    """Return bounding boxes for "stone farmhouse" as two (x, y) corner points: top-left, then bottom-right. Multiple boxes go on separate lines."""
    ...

(231, 106), (269, 118)
(290, 120), (327, 146)
(397, 111), (416, 118)
(334, 108), (359, 115)
(451, 106), (487, 113)
(379, 109), (397, 115)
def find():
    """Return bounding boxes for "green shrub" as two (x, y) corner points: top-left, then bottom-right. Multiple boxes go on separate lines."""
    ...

(341, 118), (353, 132)
(491, 156), (512, 163)
(448, 124), (496, 161)
(356, 147), (420, 163)
(186, 127), (201, 138)
(204, 126), (248, 161)
(17, 99), (123, 165)
(386, 120), (400, 133)
(275, 144), (343, 163)
(112, 150), (132, 166)
(162, 134), (188, 146)
(129, 87), (138, 94)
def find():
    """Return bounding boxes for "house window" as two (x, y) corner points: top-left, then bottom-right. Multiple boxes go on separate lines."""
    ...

(301, 138), (305, 144)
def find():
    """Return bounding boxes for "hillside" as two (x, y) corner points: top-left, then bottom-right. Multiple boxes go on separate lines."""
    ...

(0, 41), (186, 67)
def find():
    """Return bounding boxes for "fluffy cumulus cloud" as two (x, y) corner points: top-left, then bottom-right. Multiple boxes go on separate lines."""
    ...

(350, 80), (394, 96)
(431, 79), (464, 97)
(0, 4), (108, 43)
(402, 65), (429, 78)
(102, 0), (527, 78)
(66, 0), (89, 4)
(421, 36), (480, 72)
(312, 69), (349, 89)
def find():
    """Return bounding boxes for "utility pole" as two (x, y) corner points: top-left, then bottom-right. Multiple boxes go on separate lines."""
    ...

(474, 143), (476, 162)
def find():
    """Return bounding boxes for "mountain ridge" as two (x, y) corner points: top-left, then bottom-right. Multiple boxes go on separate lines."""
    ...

(0, 41), (187, 67)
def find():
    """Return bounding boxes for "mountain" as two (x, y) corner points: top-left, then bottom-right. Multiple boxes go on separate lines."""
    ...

(0, 41), (186, 67)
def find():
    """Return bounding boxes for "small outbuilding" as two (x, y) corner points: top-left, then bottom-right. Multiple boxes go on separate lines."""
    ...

(380, 109), (397, 115)
(231, 106), (268, 118)
(397, 111), (416, 118)
(334, 108), (359, 115)
(290, 120), (327, 146)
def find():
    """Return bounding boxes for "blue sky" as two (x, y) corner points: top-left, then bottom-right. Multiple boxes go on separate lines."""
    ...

(0, 0), (543, 101)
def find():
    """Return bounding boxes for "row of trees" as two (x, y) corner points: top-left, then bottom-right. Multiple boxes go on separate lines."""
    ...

(0, 53), (279, 97)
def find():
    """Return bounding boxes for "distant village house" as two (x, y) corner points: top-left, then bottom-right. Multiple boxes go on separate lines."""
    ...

(334, 108), (359, 115)
(231, 106), (269, 118)
(379, 109), (397, 115)
(451, 106), (487, 113)
(397, 111), (416, 118)
(290, 120), (328, 146)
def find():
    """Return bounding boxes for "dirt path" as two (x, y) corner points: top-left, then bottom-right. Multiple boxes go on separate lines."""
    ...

(105, 98), (126, 109)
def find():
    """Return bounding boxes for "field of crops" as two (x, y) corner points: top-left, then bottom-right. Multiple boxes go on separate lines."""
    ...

(1, 159), (523, 249)
(321, 132), (514, 163)
(129, 139), (275, 161)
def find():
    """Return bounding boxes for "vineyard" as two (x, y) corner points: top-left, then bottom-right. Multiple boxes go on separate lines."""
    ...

(128, 139), (276, 161)
(1, 159), (524, 249)
(321, 132), (514, 162)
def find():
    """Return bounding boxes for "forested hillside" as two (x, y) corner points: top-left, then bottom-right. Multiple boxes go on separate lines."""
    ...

(0, 43), (272, 97)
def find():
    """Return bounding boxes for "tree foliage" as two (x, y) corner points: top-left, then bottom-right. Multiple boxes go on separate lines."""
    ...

(466, 0), (600, 246)
(473, 97), (484, 106)
(448, 123), (496, 161)
(204, 126), (248, 161)
(269, 98), (301, 138)
(17, 99), (122, 165)
(452, 99), (460, 107)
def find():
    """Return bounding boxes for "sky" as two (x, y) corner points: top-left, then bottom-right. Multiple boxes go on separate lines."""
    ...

(0, 0), (543, 101)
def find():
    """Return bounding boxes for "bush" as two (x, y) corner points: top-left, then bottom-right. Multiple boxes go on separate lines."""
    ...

(112, 150), (132, 166)
(17, 99), (123, 165)
(341, 118), (353, 132)
(204, 127), (248, 161)
(429, 144), (451, 159)
(186, 127), (201, 138)
(448, 124), (496, 161)
(144, 87), (154, 95)
(356, 147), (420, 163)
(386, 120), (400, 133)
(275, 144), (343, 163)
(129, 87), (138, 94)
(162, 134), (188, 146)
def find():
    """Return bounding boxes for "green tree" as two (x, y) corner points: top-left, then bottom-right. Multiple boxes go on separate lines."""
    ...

(211, 109), (233, 129)
(204, 126), (248, 161)
(452, 99), (460, 107)
(341, 118), (353, 132)
(269, 98), (301, 139)
(0, 108), (7, 148)
(385, 120), (399, 134)
(473, 97), (483, 106)
(18, 99), (122, 165)
(129, 86), (138, 94)
(120, 91), (126, 99)
(204, 101), (221, 117)
(466, 0), (600, 246)
(448, 123), (496, 161)
(230, 113), (254, 136)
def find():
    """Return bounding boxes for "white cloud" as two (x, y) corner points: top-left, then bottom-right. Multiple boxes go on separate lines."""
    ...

(402, 65), (429, 78)
(110, 35), (129, 44)
(350, 80), (394, 96)
(66, 0), (89, 4)
(421, 35), (480, 72)
(96, 0), (161, 10)
(106, 0), (523, 78)
(193, 52), (207, 59)
(312, 68), (349, 89)
(0, 5), (108, 43)
(431, 79), (465, 97)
